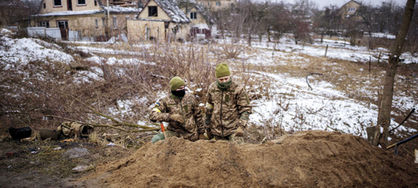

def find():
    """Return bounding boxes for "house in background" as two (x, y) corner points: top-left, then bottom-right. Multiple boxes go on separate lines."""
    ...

(127, 0), (213, 42)
(338, 0), (361, 20)
(30, 0), (141, 41)
(178, 0), (214, 40)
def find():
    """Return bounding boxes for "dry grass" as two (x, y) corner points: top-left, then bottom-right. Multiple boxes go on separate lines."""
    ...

(2, 35), (416, 146)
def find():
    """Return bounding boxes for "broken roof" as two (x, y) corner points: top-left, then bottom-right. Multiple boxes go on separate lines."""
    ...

(144, 0), (190, 23)
(177, 0), (214, 25)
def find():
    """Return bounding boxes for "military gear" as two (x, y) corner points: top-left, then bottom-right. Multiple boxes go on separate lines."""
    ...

(9, 127), (32, 140)
(206, 81), (251, 138)
(198, 133), (208, 140)
(39, 129), (60, 140)
(169, 76), (185, 91)
(230, 133), (245, 144)
(58, 122), (94, 139)
(235, 126), (244, 137)
(215, 63), (231, 78)
(150, 93), (204, 141)
(217, 79), (232, 91)
(151, 130), (176, 143)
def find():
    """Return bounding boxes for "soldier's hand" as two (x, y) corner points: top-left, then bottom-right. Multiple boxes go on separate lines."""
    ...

(235, 126), (244, 137)
(169, 114), (184, 124)
(198, 133), (208, 140)
(239, 119), (248, 128)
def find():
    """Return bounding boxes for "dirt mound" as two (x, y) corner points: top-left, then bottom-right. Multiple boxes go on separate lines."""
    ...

(81, 131), (416, 187)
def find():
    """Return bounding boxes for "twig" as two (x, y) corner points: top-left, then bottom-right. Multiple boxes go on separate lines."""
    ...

(306, 72), (323, 90)
(46, 115), (159, 132)
(389, 108), (415, 133)
(70, 95), (156, 130)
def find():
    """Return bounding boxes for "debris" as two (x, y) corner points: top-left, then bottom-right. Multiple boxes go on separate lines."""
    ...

(61, 138), (75, 142)
(57, 122), (94, 140)
(9, 127), (32, 140)
(30, 147), (40, 154)
(63, 147), (89, 159)
(5, 152), (15, 158)
(72, 165), (94, 173)
(103, 133), (119, 142)
(107, 142), (116, 147)
(53, 146), (62, 151)
(39, 129), (60, 140)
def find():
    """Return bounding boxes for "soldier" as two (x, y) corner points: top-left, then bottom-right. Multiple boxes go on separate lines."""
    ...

(205, 63), (251, 142)
(150, 76), (204, 143)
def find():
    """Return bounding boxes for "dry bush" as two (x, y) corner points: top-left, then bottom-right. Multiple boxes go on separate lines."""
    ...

(0, 39), (220, 133)
(210, 44), (245, 59)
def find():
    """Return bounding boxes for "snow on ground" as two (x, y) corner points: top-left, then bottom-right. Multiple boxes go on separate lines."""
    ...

(248, 71), (377, 137)
(0, 33), (74, 67)
(237, 36), (417, 137)
(1, 28), (415, 138)
(65, 36), (418, 137)
(369, 32), (396, 39)
(108, 96), (148, 119)
(247, 70), (416, 138)
(229, 35), (417, 64)
(73, 46), (142, 56)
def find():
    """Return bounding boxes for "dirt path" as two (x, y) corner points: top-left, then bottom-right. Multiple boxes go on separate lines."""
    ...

(79, 131), (417, 187)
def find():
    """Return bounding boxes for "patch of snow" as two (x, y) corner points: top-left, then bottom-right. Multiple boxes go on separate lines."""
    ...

(247, 71), (405, 138)
(0, 35), (74, 67)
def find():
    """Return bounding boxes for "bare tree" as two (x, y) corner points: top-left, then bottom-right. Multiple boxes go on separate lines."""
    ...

(373, 0), (416, 146)
(267, 2), (292, 41)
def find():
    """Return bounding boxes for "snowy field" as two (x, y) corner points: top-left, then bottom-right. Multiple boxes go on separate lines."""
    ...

(1, 28), (416, 139)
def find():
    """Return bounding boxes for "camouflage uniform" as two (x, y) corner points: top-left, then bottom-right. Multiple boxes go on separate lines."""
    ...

(205, 81), (251, 139)
(150, 93), (204, 141)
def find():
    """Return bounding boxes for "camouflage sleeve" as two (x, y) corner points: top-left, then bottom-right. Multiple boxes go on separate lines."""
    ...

(150, 99), (170, 122)
(205, 87), (214, 125)
(237, 86), (251, 120)
(193, 97), (205, 134)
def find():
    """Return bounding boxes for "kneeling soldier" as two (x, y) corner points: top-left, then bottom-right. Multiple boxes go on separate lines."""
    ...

(150, 76), (204, 143)
(206, 63), (252, 142)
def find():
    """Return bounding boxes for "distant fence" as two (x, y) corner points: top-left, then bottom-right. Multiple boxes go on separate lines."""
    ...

(27, 27), (80, 41)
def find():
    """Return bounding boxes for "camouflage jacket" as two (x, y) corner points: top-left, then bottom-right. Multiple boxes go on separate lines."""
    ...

(150, 93), (203, 141)
(206, 81), (251, 137)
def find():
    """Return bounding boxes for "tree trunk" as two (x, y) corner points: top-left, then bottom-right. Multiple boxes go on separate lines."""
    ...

(374, 0), (415, 146)
(248, 28), (252, 46)
(267, 27), (271, 42)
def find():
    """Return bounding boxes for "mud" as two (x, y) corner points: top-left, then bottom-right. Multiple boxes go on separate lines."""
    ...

(81, 131), (417, 187)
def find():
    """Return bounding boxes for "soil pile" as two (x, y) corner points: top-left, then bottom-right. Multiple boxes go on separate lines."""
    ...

(84, 131), (416, 187)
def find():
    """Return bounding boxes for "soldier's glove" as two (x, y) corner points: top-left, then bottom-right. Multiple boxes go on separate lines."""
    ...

(205, 129), (213, 139)
(199, 133), (208, 140)
(235, 126), (244, 137)
(169, 114), (184, 124)
(239, 119), (248, 129)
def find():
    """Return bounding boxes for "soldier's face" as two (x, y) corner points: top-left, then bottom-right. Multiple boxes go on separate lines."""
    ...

(218, 76), (230, 83)
(176, 86), (185, 91)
